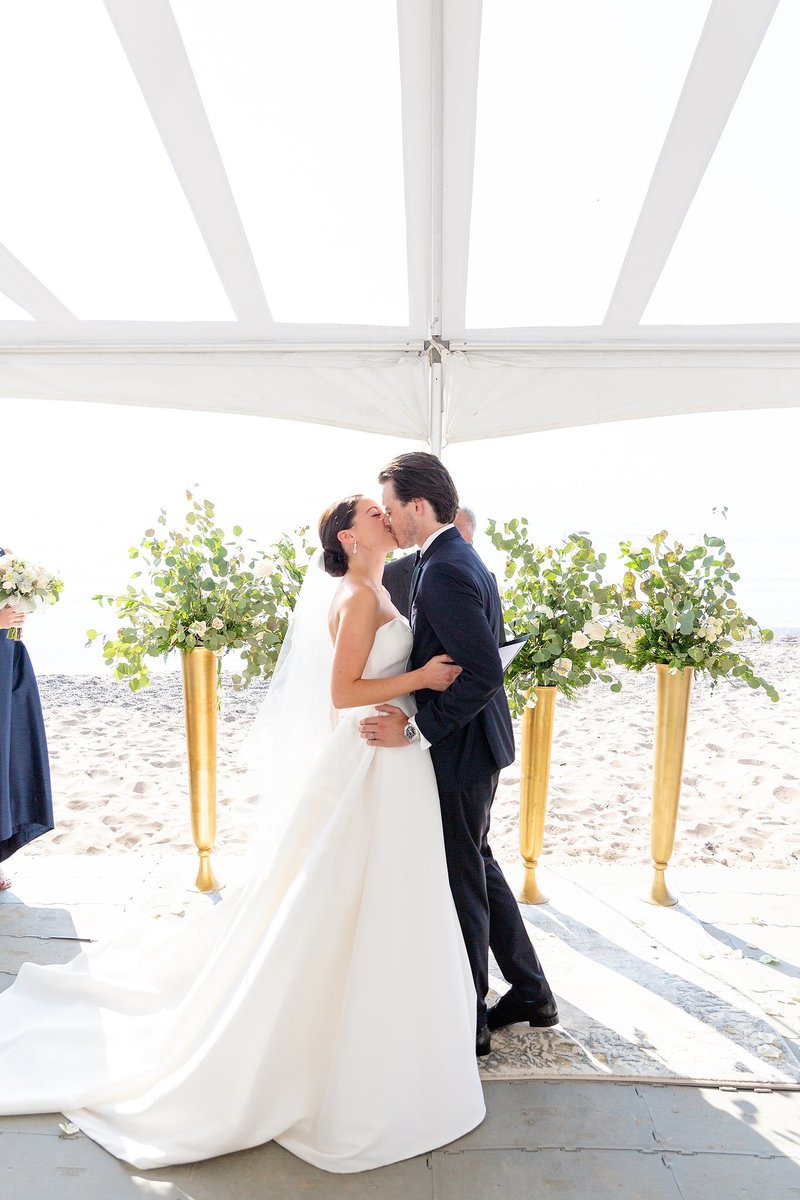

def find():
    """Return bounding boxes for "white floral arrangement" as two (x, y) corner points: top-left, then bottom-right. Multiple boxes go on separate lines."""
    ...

(0, 554), (64, 641)
(487, 519), (620, 714)
(88, 493), (313, 691)
(607, 531), (778, 700)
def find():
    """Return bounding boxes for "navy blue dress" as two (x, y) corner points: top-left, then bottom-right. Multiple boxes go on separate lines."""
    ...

(0, 558), (53, 862)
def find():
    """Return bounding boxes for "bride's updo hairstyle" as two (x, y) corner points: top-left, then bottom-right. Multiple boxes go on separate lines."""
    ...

(318, 495), (361, 577)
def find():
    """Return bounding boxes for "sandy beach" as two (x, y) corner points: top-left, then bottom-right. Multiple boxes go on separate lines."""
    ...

(18, 635), (799, 874)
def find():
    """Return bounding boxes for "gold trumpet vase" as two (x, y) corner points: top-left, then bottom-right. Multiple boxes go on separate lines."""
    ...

(181, 648), (221, 892)
(644, 663), (694, 906)
(518, 686), (557, 904)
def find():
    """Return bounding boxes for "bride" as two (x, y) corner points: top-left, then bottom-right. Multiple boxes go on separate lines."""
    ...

(0, 495), (485, 1172)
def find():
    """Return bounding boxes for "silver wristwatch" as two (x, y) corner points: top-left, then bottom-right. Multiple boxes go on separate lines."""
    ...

(403, 719), (421, 744)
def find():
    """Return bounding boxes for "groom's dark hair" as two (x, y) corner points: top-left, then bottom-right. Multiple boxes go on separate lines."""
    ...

(378, 452), (459, 524)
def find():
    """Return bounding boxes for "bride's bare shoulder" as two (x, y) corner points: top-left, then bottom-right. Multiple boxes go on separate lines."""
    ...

(328, 580), (380, 640)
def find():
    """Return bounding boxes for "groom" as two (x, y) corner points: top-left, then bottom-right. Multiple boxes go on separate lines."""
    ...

(359, 452), (558, 1055)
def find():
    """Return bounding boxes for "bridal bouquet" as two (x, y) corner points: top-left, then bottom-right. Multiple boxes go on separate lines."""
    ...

(88, 491), (314, 691)
(488, 518), (620, 714)
(0, 555), (64, 640)
(607, 530), (778, 700)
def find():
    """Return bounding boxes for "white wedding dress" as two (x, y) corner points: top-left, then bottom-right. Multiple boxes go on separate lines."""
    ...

(0, 617), (484, 1171)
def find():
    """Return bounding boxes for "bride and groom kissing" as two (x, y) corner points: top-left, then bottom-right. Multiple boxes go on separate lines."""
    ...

(348, 452), (558, 1052)
(0, 451), (557, 1175)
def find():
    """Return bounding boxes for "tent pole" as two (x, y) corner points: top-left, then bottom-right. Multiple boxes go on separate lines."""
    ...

(429, 343), (444, 458)
(427, 0), (444, 461)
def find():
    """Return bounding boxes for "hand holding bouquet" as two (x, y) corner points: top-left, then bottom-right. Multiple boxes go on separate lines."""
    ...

(0, 555), (64, 641)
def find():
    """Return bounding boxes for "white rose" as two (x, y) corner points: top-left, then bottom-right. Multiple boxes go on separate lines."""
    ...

(612, 624), (638, 651)
(535, 604), (554, 619)
(254, 557), (275, 579)
(591, 602), (601, 619)
(583, 620), (606, 642)
(525, 694), (538, 709)
(211, 617), (224, 631)
(188, 621), (207, 637)
(553, 657), (572, 677)
(570, 630), (590, 650)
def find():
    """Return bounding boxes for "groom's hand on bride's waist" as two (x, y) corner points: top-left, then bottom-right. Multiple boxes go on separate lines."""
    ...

(359, 704), (410, 748)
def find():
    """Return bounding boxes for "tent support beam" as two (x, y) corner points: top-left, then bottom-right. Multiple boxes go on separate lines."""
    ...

(105, 0), (273, 327)
(427, 338), (445, 456)
(0, 244), (75, 323)
(429, 357), (443, 457)
(603, 0), (779, 332)
(439, 0), (482, 340)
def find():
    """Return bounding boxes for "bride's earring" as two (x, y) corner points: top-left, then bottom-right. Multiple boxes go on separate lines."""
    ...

(352, 541), (358, 556)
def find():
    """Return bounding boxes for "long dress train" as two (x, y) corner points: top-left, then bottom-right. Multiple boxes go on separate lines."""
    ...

(0, 617), (484, 1171)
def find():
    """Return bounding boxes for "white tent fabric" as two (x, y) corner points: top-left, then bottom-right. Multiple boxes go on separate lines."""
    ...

(0, 349), (430, 437)
(1, 0), (798, 446)
(445, 348), (800, 442)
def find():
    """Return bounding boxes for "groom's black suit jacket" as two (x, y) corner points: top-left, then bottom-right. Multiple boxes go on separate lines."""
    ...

(409, 528), (551, 1020)
(409, 527), (514, 777)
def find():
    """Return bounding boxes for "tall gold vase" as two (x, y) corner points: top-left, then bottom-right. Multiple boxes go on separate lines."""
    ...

(518, 686), (557, 905)
(181, 648), (221, 892)
(644, 664), (694, 906)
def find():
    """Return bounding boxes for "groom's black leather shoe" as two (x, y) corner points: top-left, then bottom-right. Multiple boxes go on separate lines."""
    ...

(486, 990), (559, 1031)
(475, 1025), (492, 1057)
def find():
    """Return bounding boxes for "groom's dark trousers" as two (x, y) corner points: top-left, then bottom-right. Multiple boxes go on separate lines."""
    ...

(410, 528), (553, 1026)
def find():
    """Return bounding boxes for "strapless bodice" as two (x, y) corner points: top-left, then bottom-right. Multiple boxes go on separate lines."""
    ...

(362, 616), (413, 680)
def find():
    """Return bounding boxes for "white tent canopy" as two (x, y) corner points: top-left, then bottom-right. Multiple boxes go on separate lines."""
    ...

(1, 0), (798, 449)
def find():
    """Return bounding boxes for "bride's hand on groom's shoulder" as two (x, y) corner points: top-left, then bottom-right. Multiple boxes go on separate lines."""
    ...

(421, 654), (462, 692)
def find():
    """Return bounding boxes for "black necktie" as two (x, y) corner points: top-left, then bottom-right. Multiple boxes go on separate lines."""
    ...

(408, 550), (422, 609)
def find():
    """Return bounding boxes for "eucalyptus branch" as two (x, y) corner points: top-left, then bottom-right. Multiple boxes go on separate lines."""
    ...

(488, 518), (621, 715)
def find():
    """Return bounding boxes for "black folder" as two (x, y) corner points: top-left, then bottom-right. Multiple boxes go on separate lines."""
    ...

(499, 634), (531, 673)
